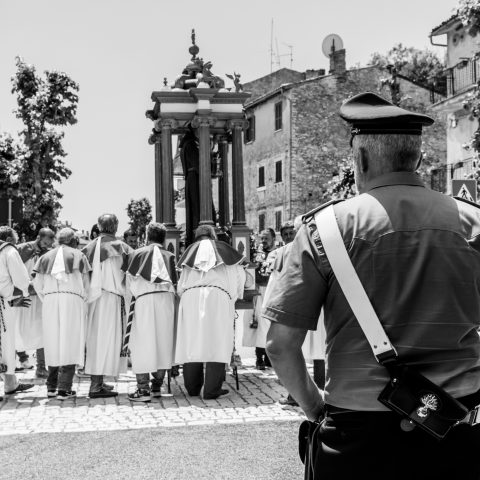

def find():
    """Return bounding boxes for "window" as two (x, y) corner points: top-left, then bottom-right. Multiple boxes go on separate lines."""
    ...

(275, 210), (282, 232)
(258, 166), (265, 188)
(258, 213), (265, 233)
(245, 115), (255, 143)
(275, 160), (282, 183)
(274, 101), (282, 131)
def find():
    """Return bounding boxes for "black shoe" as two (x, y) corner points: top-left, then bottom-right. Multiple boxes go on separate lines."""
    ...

(5, 383), (34, 395)
(256, 360), (266, 371)
(279, 395), (299, 406)
(88, 387), (118, 399)
(57, 390), (77, 400)
(128, 389), (151, 402)
(170, 365), (180, 378)
(204, 388), (229, 400)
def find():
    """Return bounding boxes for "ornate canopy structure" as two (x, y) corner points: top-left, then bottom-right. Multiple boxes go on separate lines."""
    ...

(146, 30), (252, 259)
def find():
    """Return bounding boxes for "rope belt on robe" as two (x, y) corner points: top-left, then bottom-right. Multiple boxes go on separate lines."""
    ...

(101, 289), (126, 357)
(121, 290), (164, 356)
(44, 291), (86, 300)
(0, 297), (6, 373)
(182, 284), (232, 300)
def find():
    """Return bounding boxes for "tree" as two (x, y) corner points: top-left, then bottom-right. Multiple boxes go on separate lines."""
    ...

(370, 44), (446, 95)
(126, 197), (153, 243)
(457, 0), (480, 36)
(0, 57), (79, 238)
(327, 158), (357, 200)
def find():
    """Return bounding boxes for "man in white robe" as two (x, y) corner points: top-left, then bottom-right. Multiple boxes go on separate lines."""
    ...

(82, 214), (132, 398)
(123, 222), (176, 402)
(0, 226), (34, 397)
(33, 228), (91, 400)
(175, 225), (246, 400)
(15, 227), (55, 378)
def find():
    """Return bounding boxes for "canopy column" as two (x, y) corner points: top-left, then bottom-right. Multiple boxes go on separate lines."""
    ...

(217, 134), (230, 227)
(192, 116), (216, 226)
(228, 119), (250, 259)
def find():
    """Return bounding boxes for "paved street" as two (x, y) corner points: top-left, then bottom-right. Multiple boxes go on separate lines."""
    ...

(0, 358), (305, 436)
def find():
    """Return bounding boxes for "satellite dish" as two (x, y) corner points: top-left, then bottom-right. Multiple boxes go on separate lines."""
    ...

(322, 34), (344, 58)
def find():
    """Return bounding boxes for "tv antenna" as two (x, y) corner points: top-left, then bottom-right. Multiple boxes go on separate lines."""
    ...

(269, 19), (294, 71)
(322, 33), (344, 57)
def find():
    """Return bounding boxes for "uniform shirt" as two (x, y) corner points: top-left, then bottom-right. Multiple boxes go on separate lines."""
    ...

(0, 244), (30, 299)
(263, 172), (480, 411)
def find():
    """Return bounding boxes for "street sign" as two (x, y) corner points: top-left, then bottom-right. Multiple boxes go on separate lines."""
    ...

(452, 179), (477, 203)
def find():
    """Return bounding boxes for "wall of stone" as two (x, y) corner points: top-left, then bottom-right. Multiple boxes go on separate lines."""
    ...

(243, 68), (305, 103)
(290, 67), (386, 217)
(396, 76), (448, 188)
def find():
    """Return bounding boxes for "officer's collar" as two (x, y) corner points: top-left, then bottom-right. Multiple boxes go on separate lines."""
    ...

(365, 171), (425, 192)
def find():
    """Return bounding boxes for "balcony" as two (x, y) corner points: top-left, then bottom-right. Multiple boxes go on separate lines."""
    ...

(446, 57), (480, 97)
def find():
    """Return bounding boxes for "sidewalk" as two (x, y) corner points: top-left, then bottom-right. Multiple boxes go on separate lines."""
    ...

(0, 359), (306, 436)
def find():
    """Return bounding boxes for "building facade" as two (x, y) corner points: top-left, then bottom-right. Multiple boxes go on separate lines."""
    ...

(430, 15), (480, 192)
(242, 53), (447, 234)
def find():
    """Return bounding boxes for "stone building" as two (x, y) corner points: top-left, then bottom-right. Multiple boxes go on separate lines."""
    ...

(242, 50), (447, 234)
(430, 15), (480, 193)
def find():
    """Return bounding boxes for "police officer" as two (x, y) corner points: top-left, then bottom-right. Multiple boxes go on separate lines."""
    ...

(264, 92), (480, 479)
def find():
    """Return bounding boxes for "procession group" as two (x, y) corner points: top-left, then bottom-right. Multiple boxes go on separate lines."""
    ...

(0, 214), (324, 404)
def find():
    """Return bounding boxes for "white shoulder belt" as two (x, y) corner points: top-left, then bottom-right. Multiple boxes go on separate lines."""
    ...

(314, 205), (397, 364)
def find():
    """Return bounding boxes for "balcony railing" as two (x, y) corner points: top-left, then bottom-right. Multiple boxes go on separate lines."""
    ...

(446, 57), (480, 96)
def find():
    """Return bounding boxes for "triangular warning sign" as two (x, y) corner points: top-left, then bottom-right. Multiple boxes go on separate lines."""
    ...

(458, 183), (475, 202)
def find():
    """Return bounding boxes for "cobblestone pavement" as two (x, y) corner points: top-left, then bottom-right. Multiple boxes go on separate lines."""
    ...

(0, 359), (306, 435)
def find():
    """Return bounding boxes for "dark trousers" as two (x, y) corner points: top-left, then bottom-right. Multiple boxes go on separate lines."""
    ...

(89, 374), (104, 393)
(183, 362), (225, 397)
(255, 347), (271, 366)
(136, 370), (166, 391)
(46, 365), (75, 392)
(312, 407), (480, 480)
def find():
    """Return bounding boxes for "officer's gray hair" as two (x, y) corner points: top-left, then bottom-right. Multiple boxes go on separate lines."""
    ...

(353, 134), (422, 173)
(58, 228), (75, 246)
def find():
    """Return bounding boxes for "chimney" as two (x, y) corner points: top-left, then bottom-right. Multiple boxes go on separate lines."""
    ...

(304, 69), (326, 80)
(329, 49), (346, 75)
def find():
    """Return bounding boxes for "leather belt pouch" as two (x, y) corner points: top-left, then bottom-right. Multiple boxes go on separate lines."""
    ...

(378, 365), (468, 440)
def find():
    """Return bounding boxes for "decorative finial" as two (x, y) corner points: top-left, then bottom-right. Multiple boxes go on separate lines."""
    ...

(163, 77), (168, 87)
(189, 28), (200, 60)
(226, 72), (244, 92)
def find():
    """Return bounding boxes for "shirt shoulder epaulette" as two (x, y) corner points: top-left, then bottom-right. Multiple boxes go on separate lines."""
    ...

(453, 196), (480, 209)
(302, 199), (345, 224)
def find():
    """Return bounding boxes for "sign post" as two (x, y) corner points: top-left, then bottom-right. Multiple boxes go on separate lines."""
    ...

(452, 179), (477, 203)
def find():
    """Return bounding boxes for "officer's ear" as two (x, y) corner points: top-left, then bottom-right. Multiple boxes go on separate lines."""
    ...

(415, 152), (423, 171)
(359, 146), (368, 173)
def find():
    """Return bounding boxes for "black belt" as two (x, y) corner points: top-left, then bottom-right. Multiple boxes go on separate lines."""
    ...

(325, 398), (480, 427)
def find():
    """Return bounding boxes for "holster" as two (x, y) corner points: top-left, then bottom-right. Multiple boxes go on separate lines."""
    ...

(298, 420), (320, 480)
(378, 364), (469, 440)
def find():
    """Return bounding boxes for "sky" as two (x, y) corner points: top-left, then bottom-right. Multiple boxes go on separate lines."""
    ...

(0, 0), (458, 234)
